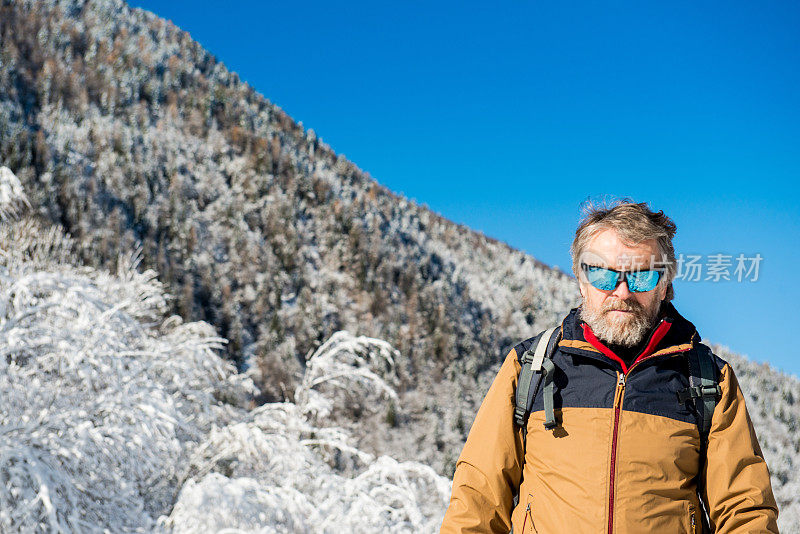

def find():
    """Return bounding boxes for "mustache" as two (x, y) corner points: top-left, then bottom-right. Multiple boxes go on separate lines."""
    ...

(601, 299), (643, 314)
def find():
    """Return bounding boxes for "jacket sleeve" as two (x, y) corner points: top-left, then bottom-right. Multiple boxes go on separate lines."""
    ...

(440, 349), (525, 533)
(701, 362), (780, 533)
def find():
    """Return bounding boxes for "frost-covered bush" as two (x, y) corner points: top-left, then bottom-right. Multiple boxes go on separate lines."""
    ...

(295, 331), (400, 424)
(164, 404), (450, 534)
(165, 334), (450, 533)
(0, 218), (250, 531)
(0, 210), (450, 532)
(0, 166), (30, 220)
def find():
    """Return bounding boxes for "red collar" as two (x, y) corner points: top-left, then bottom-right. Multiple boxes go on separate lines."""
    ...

(581, 320), (672, 374)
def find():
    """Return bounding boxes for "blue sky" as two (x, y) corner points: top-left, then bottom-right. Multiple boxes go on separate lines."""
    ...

(131, 0), (799, 376)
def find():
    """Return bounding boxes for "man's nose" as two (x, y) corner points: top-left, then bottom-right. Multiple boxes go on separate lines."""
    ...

(612, 278), (632, 299)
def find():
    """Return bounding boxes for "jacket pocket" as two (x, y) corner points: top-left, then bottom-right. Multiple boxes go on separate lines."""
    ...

(521, 494), (537, 533)
(688, 503), (697, 534)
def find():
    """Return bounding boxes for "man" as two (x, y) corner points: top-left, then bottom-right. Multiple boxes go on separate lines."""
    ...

(440, 201), (778, 533)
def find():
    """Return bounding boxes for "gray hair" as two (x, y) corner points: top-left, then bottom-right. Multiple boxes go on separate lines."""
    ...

(571, 199), (678, 301)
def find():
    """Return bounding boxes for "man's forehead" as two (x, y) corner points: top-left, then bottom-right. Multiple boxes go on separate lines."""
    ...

(582, 230), (661, 268)
(583, 249), (659, 269)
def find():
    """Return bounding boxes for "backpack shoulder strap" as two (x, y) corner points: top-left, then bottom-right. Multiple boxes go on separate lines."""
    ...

(514, 326), (562, 428)
(511, 325), (562, 511)
(678, 344), (722, 533)
(677, 343), (722, 439)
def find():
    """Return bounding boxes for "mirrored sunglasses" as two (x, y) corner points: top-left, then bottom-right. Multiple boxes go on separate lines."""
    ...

(580, 263), (662, 293)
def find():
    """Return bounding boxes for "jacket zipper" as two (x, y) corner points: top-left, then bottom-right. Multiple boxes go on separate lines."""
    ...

(605, 341), (694, 534)
(522, 501), (538, 533)
(521, 503), (528, 532)
(607, 371), (626, 534)
(590, 317), (695, 534)
(521, 502), (532, 533)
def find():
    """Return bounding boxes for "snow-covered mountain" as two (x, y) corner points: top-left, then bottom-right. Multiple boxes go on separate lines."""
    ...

(0, 0), (578, 475)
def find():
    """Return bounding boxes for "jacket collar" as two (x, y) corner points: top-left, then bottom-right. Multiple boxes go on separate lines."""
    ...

(558, 300), (698, 371)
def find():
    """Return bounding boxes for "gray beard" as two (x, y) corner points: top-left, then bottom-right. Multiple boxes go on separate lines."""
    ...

(580, 298), (661, 347)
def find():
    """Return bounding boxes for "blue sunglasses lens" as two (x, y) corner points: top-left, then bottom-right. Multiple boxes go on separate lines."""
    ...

(584, 265), (620, 291)
(626, 270), (661, 292)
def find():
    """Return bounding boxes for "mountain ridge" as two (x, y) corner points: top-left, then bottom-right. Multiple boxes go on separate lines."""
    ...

(0, 0), (579, 474)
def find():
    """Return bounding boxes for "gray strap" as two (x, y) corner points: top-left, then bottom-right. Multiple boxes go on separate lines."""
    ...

(541, 358), (557, 429)
(514, 347), (537, 426)
(531, 327), (557, 371)
(680, 347), (721, 439)
(514, 327), (559, 428)
(697, 348), (719, 436)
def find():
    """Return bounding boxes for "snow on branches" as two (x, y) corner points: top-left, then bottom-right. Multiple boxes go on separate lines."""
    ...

(165, 403), (450, 533)
(164, 333), (449, 532)
(0, 218), (247, 531)
(0, 166), (30, 221)
(295, 331), (400, 423)
(0, 216), (449, 532)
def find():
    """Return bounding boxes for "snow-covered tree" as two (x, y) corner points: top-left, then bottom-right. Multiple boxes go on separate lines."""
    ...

(0, 199), (449, 532)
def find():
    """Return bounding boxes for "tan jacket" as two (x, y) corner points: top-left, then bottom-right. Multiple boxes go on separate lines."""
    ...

(441, 303), (778, 533)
